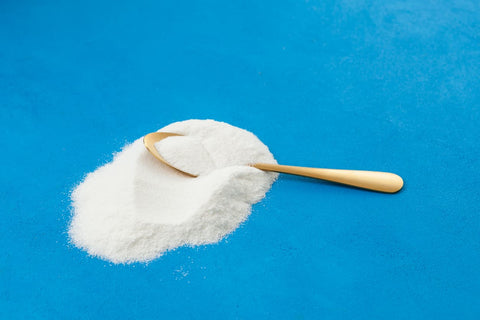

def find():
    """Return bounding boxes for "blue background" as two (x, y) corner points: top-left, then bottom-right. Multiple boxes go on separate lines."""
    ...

(1, 0), (479, 318)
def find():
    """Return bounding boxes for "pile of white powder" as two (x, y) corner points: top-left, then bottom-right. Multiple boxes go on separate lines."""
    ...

(69, 119), (278, 263)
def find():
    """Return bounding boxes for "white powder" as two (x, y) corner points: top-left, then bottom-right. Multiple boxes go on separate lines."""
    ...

(155, 136), (216, 176)
(69, 119), (278, 263)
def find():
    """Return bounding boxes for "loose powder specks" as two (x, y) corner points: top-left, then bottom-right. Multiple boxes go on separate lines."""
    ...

(69, 119), (278, 263)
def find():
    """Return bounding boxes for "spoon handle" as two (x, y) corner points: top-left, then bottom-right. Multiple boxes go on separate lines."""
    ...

(252, 163), (403, 193)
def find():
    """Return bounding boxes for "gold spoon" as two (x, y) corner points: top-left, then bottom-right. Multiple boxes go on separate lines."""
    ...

(143, 132), (404, 193)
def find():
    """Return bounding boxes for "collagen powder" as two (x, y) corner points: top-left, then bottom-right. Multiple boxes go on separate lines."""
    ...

(69, 119), (278, 263)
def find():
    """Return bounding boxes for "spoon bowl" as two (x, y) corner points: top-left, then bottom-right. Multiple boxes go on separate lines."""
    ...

(143, 132), (197, 177)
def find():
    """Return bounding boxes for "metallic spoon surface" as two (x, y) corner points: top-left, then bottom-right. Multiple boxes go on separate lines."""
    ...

(143, 132), (404, 193)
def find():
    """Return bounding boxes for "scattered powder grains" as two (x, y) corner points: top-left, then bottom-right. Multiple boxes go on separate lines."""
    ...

(69, 120), (278, 263)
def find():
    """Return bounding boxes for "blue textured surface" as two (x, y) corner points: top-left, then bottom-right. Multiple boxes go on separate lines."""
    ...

(1, 0), (480, 319)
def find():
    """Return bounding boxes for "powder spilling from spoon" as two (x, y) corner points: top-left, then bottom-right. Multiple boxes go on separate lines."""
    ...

(69, 119), (278, 263)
